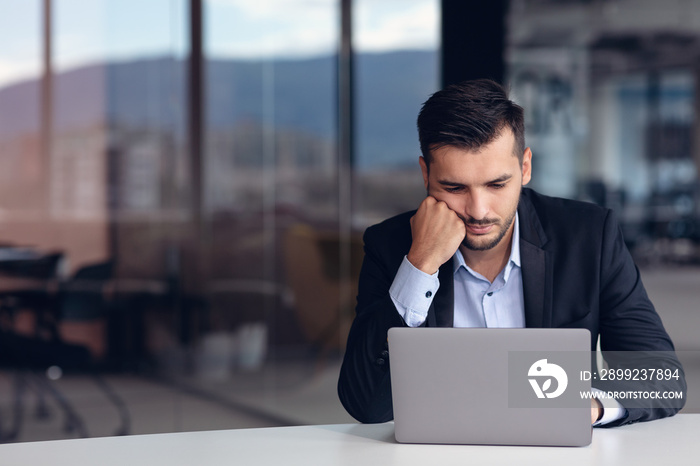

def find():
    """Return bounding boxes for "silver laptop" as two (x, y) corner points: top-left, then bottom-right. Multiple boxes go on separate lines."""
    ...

(388, 327), (592, 446)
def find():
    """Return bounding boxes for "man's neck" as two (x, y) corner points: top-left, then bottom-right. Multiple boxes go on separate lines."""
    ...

(460, 225), (515, 283)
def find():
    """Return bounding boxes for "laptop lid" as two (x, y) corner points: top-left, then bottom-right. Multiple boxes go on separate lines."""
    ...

(388, 327), (592, 446)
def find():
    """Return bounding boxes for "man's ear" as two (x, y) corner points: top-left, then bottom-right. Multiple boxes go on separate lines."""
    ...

(521, 148), (532, 186)
(419, 156), (429, 190)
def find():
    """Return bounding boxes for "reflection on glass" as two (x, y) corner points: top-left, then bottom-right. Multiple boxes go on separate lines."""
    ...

(0, 0), (444, 443)
(205, 0), (337, 216)
(506, 0), (700, 265)
(0, 0), (42, 88)
(1, 1), (190, 443)
(353, 0), (440, 226)
(41, 0), (188, 276)
(52, 0), (187, 220)
(202, 0), (344, 414)
(0, 0), (42, 214)
(506, 1), (700, 416)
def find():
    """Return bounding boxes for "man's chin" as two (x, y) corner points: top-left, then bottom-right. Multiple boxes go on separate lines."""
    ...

(461, 233), (501, 252)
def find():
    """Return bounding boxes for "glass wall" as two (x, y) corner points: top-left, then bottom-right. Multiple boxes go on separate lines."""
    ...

(353, 0), (440, 226)
(507, 0), (700, 260)
(0, 0), (193, 442)
(9, 0), (697, 443)
(0, 0), (440, 442)
(0, 0), (43, 217)
(506, 0), (700, 413)
(197, 0), (342, 413)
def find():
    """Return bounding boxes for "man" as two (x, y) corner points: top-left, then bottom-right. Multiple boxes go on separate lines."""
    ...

(337, 79), (685, 427)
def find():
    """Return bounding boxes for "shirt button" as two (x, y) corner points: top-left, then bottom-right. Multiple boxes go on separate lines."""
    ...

(487, 292), (493, 297)
(425, 291), (432, 298)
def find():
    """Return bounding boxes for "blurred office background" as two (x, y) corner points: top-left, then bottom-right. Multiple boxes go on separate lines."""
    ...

(0, 0), (699, 442)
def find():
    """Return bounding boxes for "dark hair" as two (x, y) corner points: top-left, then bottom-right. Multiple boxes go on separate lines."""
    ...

(417, 79), (525, 167)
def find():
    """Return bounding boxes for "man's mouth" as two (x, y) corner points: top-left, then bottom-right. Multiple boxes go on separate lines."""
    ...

(465, 223), (496, 235)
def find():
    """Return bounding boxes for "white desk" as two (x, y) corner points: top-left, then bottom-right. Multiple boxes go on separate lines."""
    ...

(0, 414), (697, 466)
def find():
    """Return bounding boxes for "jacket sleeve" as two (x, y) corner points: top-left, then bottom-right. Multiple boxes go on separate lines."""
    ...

(596, 210), (686, 427)
(337, 224), (408, 423)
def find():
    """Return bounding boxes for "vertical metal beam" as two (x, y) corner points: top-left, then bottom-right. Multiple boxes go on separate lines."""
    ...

(183, 0), (205, 338)
(692, 68), (700, 182)
(41, 0), (53, 214)
(189, 0), (204, 224)
(338, 0), (354, 349)
(261, 56), (277, 364)
(339, 0), (354, 183)
(646, 70), (661, 192)
(441, 0), (507, 87)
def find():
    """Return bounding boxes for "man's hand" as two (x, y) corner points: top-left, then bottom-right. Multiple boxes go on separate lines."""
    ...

(407, 196), (465, 274)
(591, 398), (603, 425)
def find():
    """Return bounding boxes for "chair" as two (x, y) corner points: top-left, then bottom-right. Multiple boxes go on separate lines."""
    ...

(58, 262), (114, 360)
(0, 258), (130, 442)
(282, 224), (363, 353)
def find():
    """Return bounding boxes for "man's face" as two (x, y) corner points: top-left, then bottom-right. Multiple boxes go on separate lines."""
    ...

(419, 130), (532, 252)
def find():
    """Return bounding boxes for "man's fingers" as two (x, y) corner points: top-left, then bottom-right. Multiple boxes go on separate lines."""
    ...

(417, 195), (437, 212)
(407, 195), (466, 274)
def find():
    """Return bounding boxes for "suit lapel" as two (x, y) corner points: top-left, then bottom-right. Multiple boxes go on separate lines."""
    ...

(428, 258), (454, 327)
(517, 190), (551, 328)
(520, 241), (547, 327)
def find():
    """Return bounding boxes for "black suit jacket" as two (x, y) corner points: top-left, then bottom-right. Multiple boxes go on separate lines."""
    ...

(338, 188), (685, 426)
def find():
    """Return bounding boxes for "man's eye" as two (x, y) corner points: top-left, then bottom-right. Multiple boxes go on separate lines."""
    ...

(490, 183), (506, 189)
(445, 187), (462, 193)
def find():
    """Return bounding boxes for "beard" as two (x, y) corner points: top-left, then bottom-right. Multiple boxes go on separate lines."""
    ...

(459, 187), (521, 251)
(460, 207), (517, 251)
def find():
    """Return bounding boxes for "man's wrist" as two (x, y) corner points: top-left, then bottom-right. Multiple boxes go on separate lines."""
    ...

(406, 251), (439, 275)
(591, 388), (626, 426)
(592, 399), (603, 423)
(389, 256), (439, 327)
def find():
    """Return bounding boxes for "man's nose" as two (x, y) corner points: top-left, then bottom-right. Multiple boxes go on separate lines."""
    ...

(464, 190), (490, 221)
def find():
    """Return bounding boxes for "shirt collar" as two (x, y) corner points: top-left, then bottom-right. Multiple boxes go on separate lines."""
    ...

(453, 212), (521, 276)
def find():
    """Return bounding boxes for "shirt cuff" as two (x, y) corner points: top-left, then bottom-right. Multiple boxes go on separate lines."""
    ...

(591, 387), (627, 426)
(389, 256), (440, 327)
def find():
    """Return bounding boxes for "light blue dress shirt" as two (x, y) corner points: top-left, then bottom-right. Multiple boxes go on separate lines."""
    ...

(453, 214), (524, 328)
(390, 213), (523, 328)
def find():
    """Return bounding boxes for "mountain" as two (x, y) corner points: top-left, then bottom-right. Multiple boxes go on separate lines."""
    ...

(0, 50), (438, 169)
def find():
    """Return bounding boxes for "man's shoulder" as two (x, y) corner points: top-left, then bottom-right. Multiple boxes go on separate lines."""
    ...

(365, 210), (415, 235)
(363, 210), (415, 252)
(520, 188), (613, 244)
(522, 188), (610, 222)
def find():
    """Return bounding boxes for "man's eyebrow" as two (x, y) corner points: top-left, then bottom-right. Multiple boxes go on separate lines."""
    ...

(486, 174), (513, 184)
(437, 174), (513, 187)
(436, 179), (465, 187)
